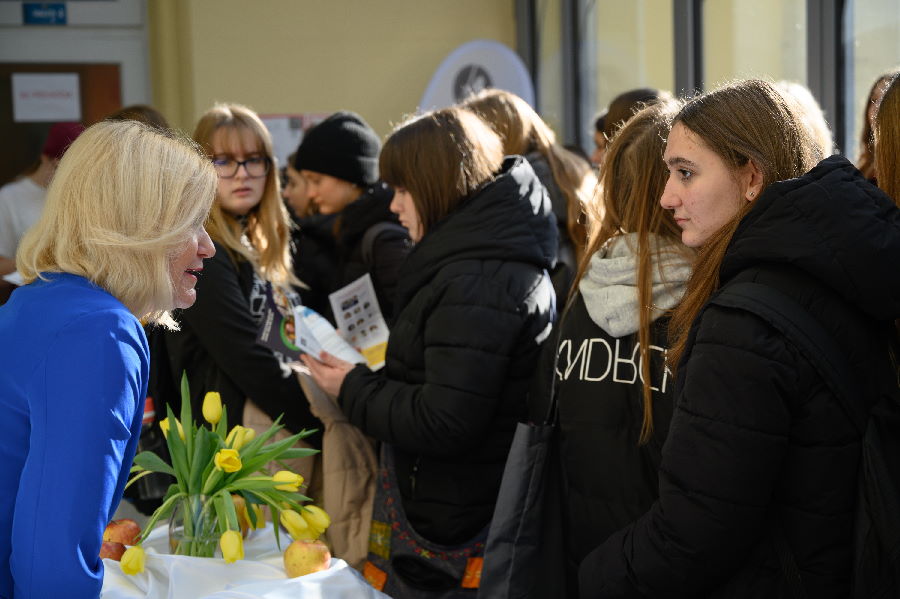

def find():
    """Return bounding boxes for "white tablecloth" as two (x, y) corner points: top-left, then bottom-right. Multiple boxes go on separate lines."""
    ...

(101, 523), (391, 598)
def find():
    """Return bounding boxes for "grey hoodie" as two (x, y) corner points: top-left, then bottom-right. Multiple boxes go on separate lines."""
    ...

(578, 232), (692, 337)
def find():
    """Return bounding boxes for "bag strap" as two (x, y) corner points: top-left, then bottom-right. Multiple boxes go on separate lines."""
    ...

(710, 281), (866, 599)
(712, 281), (866, 434)
(361, 221), (407, 268)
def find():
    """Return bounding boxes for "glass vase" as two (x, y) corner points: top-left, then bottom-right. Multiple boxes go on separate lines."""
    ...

(168, 495), (219, 558)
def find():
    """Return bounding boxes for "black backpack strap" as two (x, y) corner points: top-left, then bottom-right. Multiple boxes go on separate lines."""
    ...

(711, 281), (867, 599)
(712, 281), (866, 434)
(361, 221), (407, 268)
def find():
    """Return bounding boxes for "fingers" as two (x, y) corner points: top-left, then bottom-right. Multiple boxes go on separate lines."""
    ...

(318, 351), (351, 369)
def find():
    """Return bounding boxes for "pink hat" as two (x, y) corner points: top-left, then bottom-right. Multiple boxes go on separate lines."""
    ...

(42, 122), (85, 160)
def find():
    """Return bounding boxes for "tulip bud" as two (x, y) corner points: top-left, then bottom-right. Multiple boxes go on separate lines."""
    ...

(250, 503), (266, 529)
(120, 545), (146, 575)
(214, 448), (242, 473)
(220, 529), (244, 564)
(202, 391), (223, 425)
(301, 505), (331, 535)
(159, 417), (184, 440)
(281, 509), (319, 541)
(225, 425), (256, 451)
(272, 470), (304, 492)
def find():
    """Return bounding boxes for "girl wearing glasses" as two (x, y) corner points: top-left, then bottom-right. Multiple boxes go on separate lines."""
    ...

(149, 103), (321, 452)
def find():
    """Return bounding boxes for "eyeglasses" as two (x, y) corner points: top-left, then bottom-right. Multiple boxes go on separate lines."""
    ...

(211, 156), (271, 178)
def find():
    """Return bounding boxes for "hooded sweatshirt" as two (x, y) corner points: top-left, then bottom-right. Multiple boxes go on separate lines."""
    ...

(543, 233), (691, 591)
(581, 156), (900, 598)
(339, 156), (558, 545)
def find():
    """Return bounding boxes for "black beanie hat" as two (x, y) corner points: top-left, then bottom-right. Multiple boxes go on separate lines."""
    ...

(292, 111), (381, 187)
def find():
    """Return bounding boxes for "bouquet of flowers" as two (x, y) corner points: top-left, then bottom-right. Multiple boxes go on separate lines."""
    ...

(118, 373), (329, 575)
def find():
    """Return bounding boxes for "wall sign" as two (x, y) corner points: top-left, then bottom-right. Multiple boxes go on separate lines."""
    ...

(12, 73), (81, 122)
(23, 3), (68, 26)
(420, 39), (535, 111)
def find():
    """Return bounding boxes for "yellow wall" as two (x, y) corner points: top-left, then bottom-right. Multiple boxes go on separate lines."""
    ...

(148, 0), (517, 137)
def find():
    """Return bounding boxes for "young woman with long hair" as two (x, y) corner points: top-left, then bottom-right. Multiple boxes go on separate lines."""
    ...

(462, 89), (595, 305)
(541, 99), (693, 594)
(579, 79), (900, 598)
(303, 106), (557, 597)
(150, 103), (320, 448)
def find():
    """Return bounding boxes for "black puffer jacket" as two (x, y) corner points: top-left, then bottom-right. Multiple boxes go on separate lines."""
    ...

(332, 181), (409, 324)
(291, 212), (338, 320)
(581, 156), (900, 598)
(339, 157), (558, 545)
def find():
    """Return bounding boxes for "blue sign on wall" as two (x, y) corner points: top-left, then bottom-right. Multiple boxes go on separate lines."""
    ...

(23, 3), (68, 26)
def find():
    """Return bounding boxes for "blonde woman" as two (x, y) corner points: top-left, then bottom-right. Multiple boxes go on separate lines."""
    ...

(0, 120), (216, 597)
(150, 103), (321, 447)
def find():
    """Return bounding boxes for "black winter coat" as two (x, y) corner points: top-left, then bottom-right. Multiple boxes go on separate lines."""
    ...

(149, 243), (322, 447)
(339, 157), (558, 545)
(580, 156), (900, 598)
(291, 212), (338, 320)
(331, 181), (409, 324)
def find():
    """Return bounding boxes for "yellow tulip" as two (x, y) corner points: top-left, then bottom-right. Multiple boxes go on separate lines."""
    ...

(202, 391), (222, 425)
(220, 529), (244, 563)
(225, 425), (256, 451)
(159, 417), (184, 440)
(302, 505), (331, 535)
(214, 449), (242, 473)
(120, 545), (146, 575)
(281, 509), (319, 541)
(272, 470), (304, 492)
(250, 503), (266, 529)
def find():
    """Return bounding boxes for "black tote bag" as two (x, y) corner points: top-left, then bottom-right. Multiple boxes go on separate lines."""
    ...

(479, 326), (568, 598)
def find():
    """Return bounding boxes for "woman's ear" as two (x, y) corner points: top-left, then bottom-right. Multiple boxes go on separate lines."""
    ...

(743, 159), (764, 202)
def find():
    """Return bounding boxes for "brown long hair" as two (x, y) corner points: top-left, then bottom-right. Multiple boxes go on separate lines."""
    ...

(193, 103), (296, 287)
(379, 107), (504, 234)
(576, 98), (692, 443)
(462, 89), (595, 259)
(667, 80), (819, 369)
(875, 74), (900, 203)
(857, 70), (900, 181)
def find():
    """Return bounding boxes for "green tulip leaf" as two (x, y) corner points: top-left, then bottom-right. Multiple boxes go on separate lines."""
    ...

(132, 451), (177, 476)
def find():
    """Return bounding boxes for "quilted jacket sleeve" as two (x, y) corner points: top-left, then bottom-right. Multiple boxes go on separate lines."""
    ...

(338, 272), (528, 458)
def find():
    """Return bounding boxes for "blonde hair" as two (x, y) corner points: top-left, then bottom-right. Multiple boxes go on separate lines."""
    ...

(380, 107), (504, 234)
(667, 79), (819, 369)
(578, 99), (692, 443)
(462, 89), (596, 259)
(875, 74), (900, 203)
(777, 80), (834, 160)
(17, 120), (216, 325)
(193, 103), (296, 286)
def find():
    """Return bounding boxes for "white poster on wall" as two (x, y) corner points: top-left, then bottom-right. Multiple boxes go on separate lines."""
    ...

(12, 73), (81, 122)
(261, 113), (329, 169)
(420, 39), (535, 111)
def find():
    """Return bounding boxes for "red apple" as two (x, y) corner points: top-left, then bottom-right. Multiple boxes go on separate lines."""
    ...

(99, 541), (126, 561)
(103, 518), (142, 546)
(283, 539), (331, 578)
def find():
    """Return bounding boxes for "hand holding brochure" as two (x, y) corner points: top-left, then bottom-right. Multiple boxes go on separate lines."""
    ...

(256, 273), (388, 370)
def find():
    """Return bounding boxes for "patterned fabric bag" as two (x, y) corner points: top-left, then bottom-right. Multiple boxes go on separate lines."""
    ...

(362, 444), (487, 598)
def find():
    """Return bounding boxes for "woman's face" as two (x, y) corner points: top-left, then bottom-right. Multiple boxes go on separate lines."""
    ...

(661, 122), (756, 248)
(168, 225), (215, 309)
(210, 127), (269, 217)
(390, 187), (423, 242)
(282, 165), (311, 217)
(302, 171), (360, 215)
